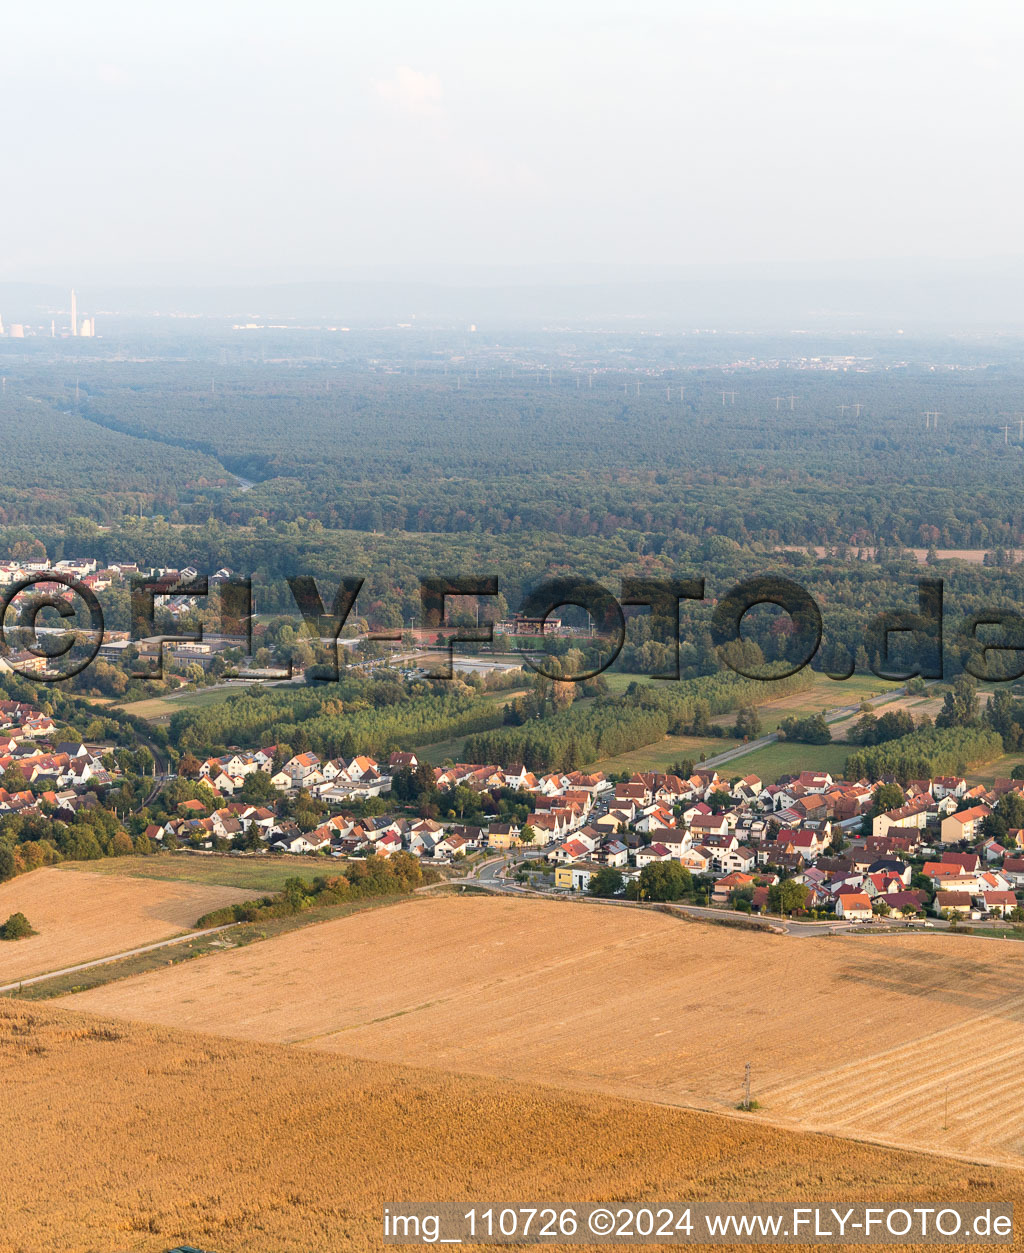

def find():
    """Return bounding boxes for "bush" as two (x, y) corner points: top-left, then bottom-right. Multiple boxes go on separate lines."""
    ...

(0, 911), (36, 940)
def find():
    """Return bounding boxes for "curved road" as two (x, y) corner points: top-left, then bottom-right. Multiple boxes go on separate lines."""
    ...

(447, 853), (855, 937)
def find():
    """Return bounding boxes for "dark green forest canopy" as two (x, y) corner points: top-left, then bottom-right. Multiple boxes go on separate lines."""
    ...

(3, 351), (1024, 683)
(4, 355), (1024, 552)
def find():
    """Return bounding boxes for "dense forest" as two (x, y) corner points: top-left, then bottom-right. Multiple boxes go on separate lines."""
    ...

(167, 667), (815, 772)
(461, 669), (816, 771)
(5, 355), (1024, 550)
(4, 346), (1024, 704)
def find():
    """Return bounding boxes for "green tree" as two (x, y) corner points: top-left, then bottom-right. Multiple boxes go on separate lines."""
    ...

(633, 861), (692, 902)
(767, 880), (810, 916)
(282, 877), (307, 913)
(779, 714), (832, 744)
(588, 867), (624, 898)
(239, 770), (275, 803)
(871, 782), (906, 815)
(936, 675), (980, 729)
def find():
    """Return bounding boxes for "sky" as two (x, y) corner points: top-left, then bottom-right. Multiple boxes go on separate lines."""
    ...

(1, 0), (1022, 283)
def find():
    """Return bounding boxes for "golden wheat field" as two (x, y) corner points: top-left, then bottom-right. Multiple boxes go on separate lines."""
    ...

(66, 894), (1024, 1167)
(0, 866), (252, 984)
(1, 998), (1022, 1253)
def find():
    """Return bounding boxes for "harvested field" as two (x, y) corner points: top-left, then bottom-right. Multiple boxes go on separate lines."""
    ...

(708, 673), (895, 733)
(776, 545), (1010, 565)
(0, 867), (252, 983)
(591, 732), (741, 774)
(829, 690), (988, 742)
(2, 998), (1022, 1253)
(67, 895), (1024, 1167)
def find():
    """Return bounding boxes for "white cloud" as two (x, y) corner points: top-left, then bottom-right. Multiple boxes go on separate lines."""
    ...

(374, 65), (443, 116)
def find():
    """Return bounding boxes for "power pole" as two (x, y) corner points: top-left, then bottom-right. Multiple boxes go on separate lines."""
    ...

(743, 1062), (751, 1110)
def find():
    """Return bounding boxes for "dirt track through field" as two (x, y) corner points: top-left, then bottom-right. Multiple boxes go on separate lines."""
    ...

(64, 895), (1024, 1167)
(0, 867), (252, 983)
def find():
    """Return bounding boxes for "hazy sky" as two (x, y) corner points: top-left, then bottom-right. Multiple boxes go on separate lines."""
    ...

(2, 0), (1022, 282)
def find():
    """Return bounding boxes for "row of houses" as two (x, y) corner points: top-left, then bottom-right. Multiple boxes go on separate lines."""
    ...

(531, 766), (1024, 921)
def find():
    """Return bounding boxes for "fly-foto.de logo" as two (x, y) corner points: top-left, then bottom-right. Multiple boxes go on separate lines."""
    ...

(0, 571), (1020, 686)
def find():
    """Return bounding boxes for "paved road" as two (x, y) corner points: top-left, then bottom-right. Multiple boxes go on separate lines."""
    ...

(0, 923), (237, 994)
(447, 853), (860, 937)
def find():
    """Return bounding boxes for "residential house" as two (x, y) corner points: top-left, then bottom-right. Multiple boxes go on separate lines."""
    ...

(835, 892), (873, 920)
(940, 805), (991, 844)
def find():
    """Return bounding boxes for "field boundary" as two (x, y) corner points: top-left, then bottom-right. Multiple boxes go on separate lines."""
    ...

(0, 923), (236, 994)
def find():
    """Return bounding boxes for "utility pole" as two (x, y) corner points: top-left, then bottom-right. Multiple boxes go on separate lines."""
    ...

(999, 411), (1024, 440)
(787, 395), (797, 410)
(743, 1062), (752, 1111)
(722, 390), (736, 405)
